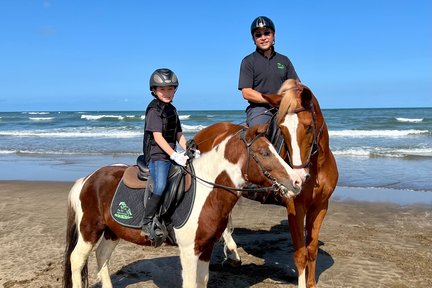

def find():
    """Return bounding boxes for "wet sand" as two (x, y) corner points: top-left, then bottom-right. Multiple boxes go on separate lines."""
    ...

(0, 181), (431, 287)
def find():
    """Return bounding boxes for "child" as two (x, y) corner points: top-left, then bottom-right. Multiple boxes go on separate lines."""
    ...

(141, 68), (189, 237)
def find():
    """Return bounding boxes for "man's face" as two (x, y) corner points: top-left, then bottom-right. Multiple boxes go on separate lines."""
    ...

(253, 28), (274, 51)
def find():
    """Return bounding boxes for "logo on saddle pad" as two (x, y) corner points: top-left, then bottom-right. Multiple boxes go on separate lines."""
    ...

(114, 201), (133, 219)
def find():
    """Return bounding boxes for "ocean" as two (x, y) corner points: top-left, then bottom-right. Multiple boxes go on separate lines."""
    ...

(1, 108), (431, 203)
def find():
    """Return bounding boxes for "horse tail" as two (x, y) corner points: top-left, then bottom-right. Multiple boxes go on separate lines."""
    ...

(62, 178), (89, 288)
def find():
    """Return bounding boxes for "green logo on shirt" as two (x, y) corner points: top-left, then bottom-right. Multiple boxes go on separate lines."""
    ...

(277, 63), (285, 69)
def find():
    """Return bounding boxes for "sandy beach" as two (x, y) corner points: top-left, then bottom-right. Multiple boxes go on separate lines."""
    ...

(1, 180), (431, 288)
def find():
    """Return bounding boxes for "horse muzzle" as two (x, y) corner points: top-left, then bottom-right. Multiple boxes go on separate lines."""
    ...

(275, 179), (302, 199)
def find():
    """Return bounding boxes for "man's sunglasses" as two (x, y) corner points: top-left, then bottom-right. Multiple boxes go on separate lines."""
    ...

(254, 31), (272, 38)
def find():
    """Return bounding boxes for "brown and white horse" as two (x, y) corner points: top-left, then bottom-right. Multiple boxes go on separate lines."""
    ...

(195, 79), (339, 288)
(62, 124), (303, 288)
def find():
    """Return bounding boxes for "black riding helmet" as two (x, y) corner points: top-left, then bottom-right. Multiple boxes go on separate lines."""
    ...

(149, 68), (179, 96)
(250, 16), (275, 35)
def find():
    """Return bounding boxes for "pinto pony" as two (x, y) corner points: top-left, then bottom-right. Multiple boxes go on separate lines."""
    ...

(62, 124), (302, 288)
(195, 80), (339, 288)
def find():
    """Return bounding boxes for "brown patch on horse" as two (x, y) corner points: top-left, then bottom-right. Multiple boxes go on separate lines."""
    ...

(193, 122), (244, 153)
(195, 171), (239, 262)
(79, 165), (152, 245)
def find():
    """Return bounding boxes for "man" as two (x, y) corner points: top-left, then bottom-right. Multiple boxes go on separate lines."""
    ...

(238, 16), (300, 127)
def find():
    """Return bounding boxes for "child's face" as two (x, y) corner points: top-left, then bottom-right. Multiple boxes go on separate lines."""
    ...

(153, 86), (176, 103)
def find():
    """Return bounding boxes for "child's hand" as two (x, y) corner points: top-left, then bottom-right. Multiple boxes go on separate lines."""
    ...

(193, 149), (201, 159)
(170, 152), (189, 166)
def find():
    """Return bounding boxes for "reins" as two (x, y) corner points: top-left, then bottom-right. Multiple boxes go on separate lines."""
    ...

(183, 130), (287, 196)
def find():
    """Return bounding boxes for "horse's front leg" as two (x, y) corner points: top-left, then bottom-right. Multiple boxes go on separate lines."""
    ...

(304, 200), (329, 288)
(287, 201), (308, 288)
(178, 243), (200, 288)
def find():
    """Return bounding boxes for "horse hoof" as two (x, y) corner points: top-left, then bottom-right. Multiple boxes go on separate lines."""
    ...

(222, 258), (242, 267)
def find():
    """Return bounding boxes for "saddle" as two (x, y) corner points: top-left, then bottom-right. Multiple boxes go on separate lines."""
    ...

(111, 157), (194, 247)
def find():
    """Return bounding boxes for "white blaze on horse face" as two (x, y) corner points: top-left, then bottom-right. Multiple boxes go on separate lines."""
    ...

(282, 114), (309, 182)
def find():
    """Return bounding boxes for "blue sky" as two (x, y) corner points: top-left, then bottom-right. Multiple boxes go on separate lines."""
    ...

(1, 1), (431, 111)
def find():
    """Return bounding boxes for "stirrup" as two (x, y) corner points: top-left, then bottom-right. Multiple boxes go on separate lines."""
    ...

(150, 218), (168, 248)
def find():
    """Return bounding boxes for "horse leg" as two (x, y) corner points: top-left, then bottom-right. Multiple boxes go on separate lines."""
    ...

(304, 201), (329, 288)
(95, 237), (120, 288)
(221, 216), (241, 266)
(196, 258), (210, 288)
(70, 236), (95, 288)
(287, 202), (308, 288)
(178, 244), (199, 288)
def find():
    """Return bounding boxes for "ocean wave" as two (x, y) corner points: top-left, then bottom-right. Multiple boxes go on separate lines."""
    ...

(29, 117), (54, 121)
(179, 115), (190, 120)
(395, 117), (423, 123)
(182, 124), (207, 132)
(333, 147), (432, 158)
(330, 129), (429, 138)
(81, 114), (126, 120)
(2, 149), (138, 156)
(26, 112), (50, 115)
(0, 129), (141, 138)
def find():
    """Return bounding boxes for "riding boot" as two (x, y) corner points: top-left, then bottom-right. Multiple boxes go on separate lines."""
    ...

(141, 194), (161, 237)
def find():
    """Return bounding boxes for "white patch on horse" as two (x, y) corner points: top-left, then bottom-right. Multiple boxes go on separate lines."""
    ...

(283, 113), (301, 166)
(282, 114), (309, 182)
(69, 177), (85, 225)
(175, 136), (245, 244)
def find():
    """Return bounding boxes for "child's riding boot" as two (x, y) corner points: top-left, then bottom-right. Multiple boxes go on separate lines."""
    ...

(141, 194), (161, 237)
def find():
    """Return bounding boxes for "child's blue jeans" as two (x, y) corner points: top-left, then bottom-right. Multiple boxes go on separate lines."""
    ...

(148, 160), (171, 196)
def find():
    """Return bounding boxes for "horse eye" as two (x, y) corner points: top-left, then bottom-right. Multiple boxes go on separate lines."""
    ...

(260, 149), (271, 157)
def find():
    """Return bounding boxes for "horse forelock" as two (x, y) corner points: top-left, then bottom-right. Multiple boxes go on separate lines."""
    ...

(277, 80), (301, 124)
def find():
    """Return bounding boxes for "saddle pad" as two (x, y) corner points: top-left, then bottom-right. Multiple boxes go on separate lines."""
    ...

(110, 180), (145, 228)
(111, 174), (196, 229)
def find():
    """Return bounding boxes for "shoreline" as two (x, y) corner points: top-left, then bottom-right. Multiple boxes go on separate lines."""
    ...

(2, 179), (432, 206)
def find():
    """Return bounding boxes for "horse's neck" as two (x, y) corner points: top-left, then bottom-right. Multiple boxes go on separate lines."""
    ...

(194, 138), (245, 189)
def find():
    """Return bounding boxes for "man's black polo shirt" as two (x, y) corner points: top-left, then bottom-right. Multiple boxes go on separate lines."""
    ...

(238, 48), (298, 108)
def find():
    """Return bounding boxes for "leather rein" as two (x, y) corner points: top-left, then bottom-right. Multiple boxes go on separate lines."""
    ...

(183, 129), (289, 196)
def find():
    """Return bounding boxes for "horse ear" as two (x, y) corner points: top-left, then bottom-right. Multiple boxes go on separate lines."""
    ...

(262, 94), (283, 107)
(300, 85), (313, 107)
(255, 124), (268, 135)
(246, 124), (267, 141)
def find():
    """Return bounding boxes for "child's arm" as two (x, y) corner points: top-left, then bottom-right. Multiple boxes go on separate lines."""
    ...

(153, 132), (175, 157)
(177, 132), (187, 151)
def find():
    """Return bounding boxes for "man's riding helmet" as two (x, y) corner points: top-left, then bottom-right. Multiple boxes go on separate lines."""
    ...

(250, 16), (275, 34)
(149, 68), (179, 94)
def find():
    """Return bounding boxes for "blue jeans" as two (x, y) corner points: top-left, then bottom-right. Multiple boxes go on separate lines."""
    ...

(148, 160), (172, 196)
(246, 106), (274, 127)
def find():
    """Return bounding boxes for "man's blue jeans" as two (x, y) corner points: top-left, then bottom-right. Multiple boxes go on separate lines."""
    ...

(148, 160), (171, 196)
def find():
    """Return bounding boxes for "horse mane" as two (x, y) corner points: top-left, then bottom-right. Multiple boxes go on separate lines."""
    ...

(277, 79), (302, 124)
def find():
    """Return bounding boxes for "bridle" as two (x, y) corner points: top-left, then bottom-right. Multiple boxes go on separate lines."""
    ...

(183, 129), (290, 197)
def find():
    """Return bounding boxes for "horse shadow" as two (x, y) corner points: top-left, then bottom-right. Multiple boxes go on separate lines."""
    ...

(208, 220), (335, 287)
(91, 256), (183, 288)
(91, 221), (334, 288)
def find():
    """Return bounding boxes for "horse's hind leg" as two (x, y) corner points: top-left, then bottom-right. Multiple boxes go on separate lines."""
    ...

(222, 226), (241, 267)
(70, 237), (95, 288)
(95, 237), (120, 288)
